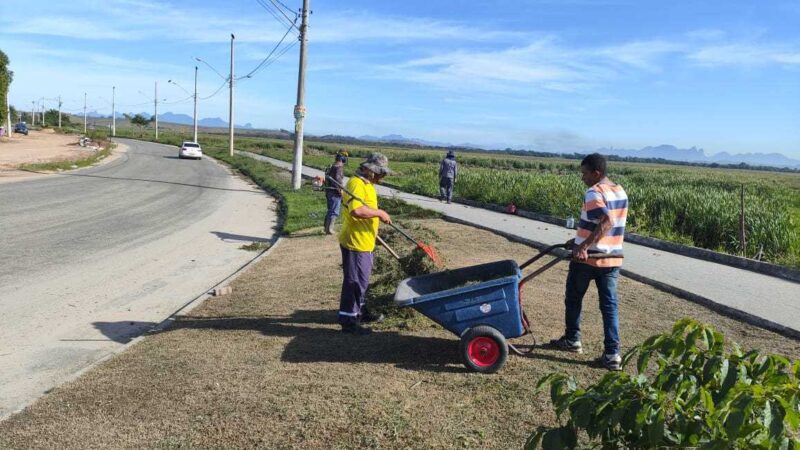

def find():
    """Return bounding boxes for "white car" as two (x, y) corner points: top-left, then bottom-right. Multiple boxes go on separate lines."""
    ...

(178, 141), (203, 159)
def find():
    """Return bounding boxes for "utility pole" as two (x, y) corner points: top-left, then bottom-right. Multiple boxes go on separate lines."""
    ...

(83, 92), (87, 133)
(58, 96), (62, 128)
(291, 0), (310, 190)
(111, 86), (116, 137)
(193, 65), (198, 142)
(5, 93), (11, 138)
(228, 34), (235, 156)
(31, 101), (35, 126)
(154, 81), (159, 140)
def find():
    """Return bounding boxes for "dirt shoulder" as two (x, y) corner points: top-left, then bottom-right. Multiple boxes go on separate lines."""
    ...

(1, 220), (797, 449)
(0, 130), (123, 183)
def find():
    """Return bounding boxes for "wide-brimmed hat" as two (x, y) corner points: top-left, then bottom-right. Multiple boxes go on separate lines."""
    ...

(359, 152), (394, 176)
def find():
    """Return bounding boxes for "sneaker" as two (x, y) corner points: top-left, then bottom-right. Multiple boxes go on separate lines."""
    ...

(599, 353), (622, 371)
(361, 310), (385, 324)
(341, 323), (372, 335)
(548, 336), (583, 354)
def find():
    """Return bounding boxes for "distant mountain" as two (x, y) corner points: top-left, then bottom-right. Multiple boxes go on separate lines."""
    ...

(358, 134), (455, 148)
(352, 135), (798, 169)
(596, 144), (800, 169)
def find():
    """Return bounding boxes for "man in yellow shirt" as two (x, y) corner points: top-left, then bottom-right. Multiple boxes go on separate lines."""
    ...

(338, 153), (393, 335)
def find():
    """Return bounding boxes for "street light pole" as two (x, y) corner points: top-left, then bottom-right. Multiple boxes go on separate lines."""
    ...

(83, 92), (87, 133)
(111, 86), (116, 137)
(291, 0), (310, 190)
(31, 101), (35, 126)
(58, 96), (62, 129)
(193, 65), (198, 142)
(228, 33), (235, 157)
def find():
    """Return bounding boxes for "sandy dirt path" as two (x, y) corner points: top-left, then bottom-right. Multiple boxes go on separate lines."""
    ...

(0, 130), (100, 182)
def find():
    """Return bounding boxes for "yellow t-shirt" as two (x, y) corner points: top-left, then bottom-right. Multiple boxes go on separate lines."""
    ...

(338, 176), (379, 252)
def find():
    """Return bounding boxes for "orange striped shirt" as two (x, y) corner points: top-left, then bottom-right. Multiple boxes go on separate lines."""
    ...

(575, 181), (628, 268)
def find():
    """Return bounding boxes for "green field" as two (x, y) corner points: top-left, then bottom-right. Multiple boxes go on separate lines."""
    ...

(111, 127), (800, 268)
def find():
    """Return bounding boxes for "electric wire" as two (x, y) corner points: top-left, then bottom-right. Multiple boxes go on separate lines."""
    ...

(268, 0), (299, 29)
(255, 0), (296, 30)
(272, 0), (295, 15)
(199, 79), (230, 100)
(238, 21), (296, 80)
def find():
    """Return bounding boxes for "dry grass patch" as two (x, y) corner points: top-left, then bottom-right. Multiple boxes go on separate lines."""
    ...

(1, 220), (798, 449)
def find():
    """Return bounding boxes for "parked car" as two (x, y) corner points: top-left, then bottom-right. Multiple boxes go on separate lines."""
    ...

(178, 141), (202, 160)
(14, 122), (28, 135)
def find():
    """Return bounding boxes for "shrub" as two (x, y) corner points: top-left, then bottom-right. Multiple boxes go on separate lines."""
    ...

(527, 319), (800, 449)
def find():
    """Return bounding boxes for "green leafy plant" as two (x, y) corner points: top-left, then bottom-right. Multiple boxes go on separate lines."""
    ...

(527, 319), (800, 449)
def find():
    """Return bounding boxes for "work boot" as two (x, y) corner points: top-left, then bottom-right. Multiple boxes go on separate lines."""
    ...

(323, 217), (333, 235)
(341, 323), (372, 335)
(547, 335), (583, 354)
(361, 309), (385, 324)
(598, 352), (622, 371)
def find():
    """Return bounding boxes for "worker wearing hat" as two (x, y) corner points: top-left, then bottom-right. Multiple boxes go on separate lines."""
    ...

(337, 153), (394, 335)
(439, 150), (457, 203)
(323, 150), (348, 235)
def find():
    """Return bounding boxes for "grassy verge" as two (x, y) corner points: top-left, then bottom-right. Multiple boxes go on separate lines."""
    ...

(1, 220), (797, 449)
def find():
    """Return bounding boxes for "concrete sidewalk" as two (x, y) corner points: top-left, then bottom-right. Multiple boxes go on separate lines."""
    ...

(239, 151), (800, 338)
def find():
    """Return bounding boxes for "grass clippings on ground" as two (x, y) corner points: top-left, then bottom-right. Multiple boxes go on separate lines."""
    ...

(1, 219), (798, 450)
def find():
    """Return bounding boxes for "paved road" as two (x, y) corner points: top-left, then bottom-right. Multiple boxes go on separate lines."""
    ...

(241, 151), (800, 337)
(0, 140), (278, 418)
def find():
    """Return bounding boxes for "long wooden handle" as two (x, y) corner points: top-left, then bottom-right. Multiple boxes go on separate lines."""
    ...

(376, 235), (401, 260)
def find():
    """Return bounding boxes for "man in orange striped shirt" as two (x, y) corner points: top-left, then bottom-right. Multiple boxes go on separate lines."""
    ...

(549, 153), (628, 371)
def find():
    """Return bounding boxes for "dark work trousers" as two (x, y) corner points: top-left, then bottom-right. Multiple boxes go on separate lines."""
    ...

(439, 177), (454, 202)
(338, 246), (374, 326)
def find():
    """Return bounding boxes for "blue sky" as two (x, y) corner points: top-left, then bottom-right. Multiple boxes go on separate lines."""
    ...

(2, 0), (799, 157)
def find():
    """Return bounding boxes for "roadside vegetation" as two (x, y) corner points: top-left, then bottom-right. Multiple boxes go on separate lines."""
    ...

(102, 127), (800, 268)
(2, 129), (797, 449)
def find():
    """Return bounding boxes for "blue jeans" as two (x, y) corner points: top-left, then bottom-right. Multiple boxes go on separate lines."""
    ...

(325, 192), (342, 222)
(564, 261), (620, 354)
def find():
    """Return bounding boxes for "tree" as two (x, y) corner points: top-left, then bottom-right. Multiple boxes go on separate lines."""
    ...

(0, 49), (13, 127)
(44, 109), (69, 127)
(124, 113), (153, 128)
(8, 105), (18, 123)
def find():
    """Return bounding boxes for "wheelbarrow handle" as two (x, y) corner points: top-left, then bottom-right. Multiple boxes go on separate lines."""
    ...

(325, 175), (418, 245)
(518, 241), (624, 286)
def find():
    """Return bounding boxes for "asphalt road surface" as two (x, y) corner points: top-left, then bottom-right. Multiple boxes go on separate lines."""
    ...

(0, 139), (278, 418)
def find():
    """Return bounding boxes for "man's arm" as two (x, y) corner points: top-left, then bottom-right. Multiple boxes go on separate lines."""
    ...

(574, 214), (612, 261)
(351, 205), (391, 224)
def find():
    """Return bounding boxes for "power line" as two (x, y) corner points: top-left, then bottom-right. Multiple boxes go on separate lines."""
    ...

(255, 0), (298, 30)
(273, 0), (295, 15)
(238, 22), (297, 79)
(268, 0), (299, 29)
(199, 79), (230, 100)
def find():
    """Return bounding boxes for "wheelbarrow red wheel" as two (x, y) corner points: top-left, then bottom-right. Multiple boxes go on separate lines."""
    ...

(460, 326), (508, 374)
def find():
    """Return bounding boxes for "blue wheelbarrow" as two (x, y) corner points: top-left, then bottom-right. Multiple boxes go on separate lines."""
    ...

(393, 242), (621, 373)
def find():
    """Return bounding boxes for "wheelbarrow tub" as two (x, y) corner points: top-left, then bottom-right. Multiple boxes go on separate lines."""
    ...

(393, 260), (524, 340)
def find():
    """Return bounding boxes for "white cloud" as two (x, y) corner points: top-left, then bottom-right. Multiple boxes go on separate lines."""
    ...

(688, 43), (800, 67)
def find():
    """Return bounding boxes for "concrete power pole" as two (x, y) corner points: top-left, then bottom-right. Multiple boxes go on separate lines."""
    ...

(5, 94), (10, 138)
(228, 34), (235, 156)
(111, 86), (116, 137)
(31, 101), (35, 126)
(291, 0), (310, 190)
(83, 92), (87, 134)
(193, 65), (198, 142)
(154, 81), (159, 140)
(58, 96), (62, 129)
